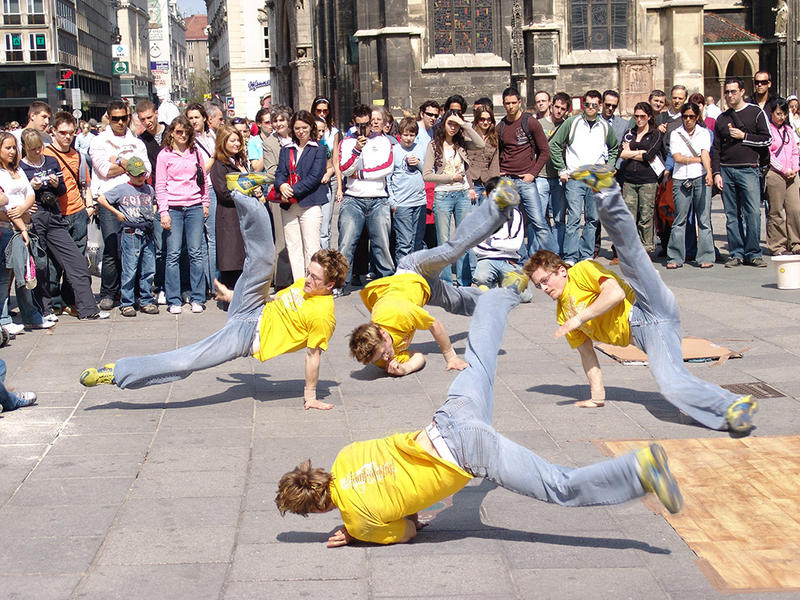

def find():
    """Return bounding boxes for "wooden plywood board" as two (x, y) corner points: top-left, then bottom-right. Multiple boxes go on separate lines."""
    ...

(599, 436), (800, 592)
(595, 336), (743, 365)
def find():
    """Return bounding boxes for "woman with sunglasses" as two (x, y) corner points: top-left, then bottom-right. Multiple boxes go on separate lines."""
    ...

(466, 103), (500, 201)
(311, 96), (342, 249)
(155, 116), (211, 314)
(666, 102), (714, 269)
(423, 109), (485, 287)
(764, 97), (800, 256)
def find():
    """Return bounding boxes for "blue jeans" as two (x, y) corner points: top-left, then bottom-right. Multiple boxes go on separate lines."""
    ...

(596, 184), (738, 430)
(165, 205), (207, 306)
(720, 166), (763, 261)
(114, 191), (272, 389)
(320, 179), (338, 250)
(513, 179), (557, 256)
(668, 177), (715, 265)
(0, 225), (43, 326)
(434, 288), (645, 505)
(0, 358), (27, 411)
(337, 195), (394, 286)
(205, 186), (218, 290)
(563, 179), (598, 263)
(536, 177), (566, 254)
(397, 190), (515, 315)
(433, 189), (474, 286)
(392, 204), (426, 264)
(119, 231), (156, 308)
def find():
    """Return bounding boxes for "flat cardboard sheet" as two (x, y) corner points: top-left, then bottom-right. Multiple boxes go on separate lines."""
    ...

(594, 337), (743, 365)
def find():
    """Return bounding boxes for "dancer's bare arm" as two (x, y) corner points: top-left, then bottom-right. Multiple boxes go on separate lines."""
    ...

(429, 319), (468, 371)
(304, 346), (333, 410)
(576, 337), (605, 402)
(553, 277), (626, 339)
(386, 352), (425, 377)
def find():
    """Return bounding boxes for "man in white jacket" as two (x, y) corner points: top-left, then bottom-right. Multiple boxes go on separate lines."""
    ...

(472, 207), (532, 302)
(337, 105), (395, 295)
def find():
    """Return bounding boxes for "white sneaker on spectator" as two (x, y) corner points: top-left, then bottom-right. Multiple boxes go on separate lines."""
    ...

(168, 305), (182, 314)
(44, 314), (59, 323)
(3, 323), (24, 336)
(25, 321), (55, 330)
(156, 291), (167, 305)
(190, 302), (205, 313)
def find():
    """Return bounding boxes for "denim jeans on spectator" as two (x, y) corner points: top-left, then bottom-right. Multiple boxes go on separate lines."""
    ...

(433, 189), (473, 286)
(0, 225), (44, 326)
(205, 186), (218, 290)
(165, 205), (207, 306)
(114, 191), (269, 389)
(536, 177), (566, 255)
(563, 179), (598, 264)
(512, 179), (557, 257)
(119, 231), (156, 308)
(668, 177), (714, 265)
(337, 195), (394, 286)
(435, 288), (645, 505)
(97, 204), (120, 300)
(596, 183), (738, 430)
(392, 204), (426, 264)
(720, 166), (763, 261)
(47, 209), (88, 311)
(0, 358), (28, 411)
(320, 179), (338, 250)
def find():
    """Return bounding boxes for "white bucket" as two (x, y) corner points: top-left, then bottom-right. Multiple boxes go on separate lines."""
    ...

(772, 255), (800, 290)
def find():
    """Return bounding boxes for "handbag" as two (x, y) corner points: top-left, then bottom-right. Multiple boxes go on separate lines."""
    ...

(267, 147), (300, 204)
(194, 149), (205, 193)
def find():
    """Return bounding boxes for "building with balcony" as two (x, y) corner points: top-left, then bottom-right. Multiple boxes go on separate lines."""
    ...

(0, 0), (113, 123)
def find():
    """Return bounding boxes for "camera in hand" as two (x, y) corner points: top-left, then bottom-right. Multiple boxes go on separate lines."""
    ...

(359, 123), (369, 138)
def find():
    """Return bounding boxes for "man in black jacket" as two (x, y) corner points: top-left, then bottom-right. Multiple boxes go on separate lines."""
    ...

(712, 77), (772, 268)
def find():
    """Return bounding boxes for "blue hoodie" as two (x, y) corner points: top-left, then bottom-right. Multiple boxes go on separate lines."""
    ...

(387, 140), (427, 208)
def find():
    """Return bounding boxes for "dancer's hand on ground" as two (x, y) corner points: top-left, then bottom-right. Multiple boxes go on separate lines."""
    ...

(554, 315), (582, 339)
(445, 356), (468, 371)
(386, 358), (406, 377)
(212, 278), (233, 303)
(304, 387), (334, 411)
(327, 527), (351, 548)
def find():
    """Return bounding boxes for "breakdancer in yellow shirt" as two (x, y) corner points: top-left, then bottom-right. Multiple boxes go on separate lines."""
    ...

(80, 188), (349, 410)
(276, 287), (683, 546)
(349, 178), (524, 376)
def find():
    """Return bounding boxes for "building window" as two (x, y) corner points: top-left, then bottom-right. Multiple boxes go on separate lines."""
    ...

(263, 25), (269, 60)
(29, 32), (46, 60)
(3, 0), (21, 25)
(5, 32), (23, 61)
(432, 0), (492, 55)
(570, 0), (627, 51)
(27, 0), (44, 24)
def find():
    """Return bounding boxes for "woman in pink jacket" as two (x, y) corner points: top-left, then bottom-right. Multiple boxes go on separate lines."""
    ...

(765, 98), (800, 255)
(155, 116), (211, 314)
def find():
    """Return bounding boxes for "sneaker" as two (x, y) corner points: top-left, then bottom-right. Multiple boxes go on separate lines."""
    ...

(570, 164), (616, 192)
(82, 311), (111, 320)
(13, 391), (36, 408)
(25, 321), (55, 330)
(726, 395), (758, 433)
(120, 306), (137, 317)
(191, 302), (205, 313)
(98, 297), (115, 310)
(477, 284), (490, 292)
(489, 178), (521, 210)
(501, 269), (530, 295)
(156, 291), (167, 305)
(44, 313), (59, 323)
(168, 305), (182, 314)
(80, 364), (115, 387)
(3, 323), (24, 336)
(139, 303), (159, 315)
(745, 257), (768, 268)
(724, 257), (742, 268)
(636, 443), (683, 514)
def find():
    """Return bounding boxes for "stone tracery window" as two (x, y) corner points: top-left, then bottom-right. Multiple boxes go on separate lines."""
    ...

(432, 0), (493, 55)
(570, 0), (628, 51)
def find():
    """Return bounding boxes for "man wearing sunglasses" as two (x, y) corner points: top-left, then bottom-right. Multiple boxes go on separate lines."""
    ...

(89, 100), (151, 310)
(748, 71), (776, 112)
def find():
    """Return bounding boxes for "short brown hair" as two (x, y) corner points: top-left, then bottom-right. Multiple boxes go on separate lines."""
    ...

(52, 111), (76, 130)
(135, 99), (156, 115)
(275, 459), (333, 517)
(523, 249), (570, 279)
(349, 322), (384, 364)
(397, 117), (418, 135)
(309, 249), (348, 289)
(28, 101), (52, 120)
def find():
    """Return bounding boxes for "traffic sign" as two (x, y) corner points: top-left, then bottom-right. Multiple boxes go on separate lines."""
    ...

(111, 44), (128, 58)
(113, 61), (129, 75)
(225, 96), (234, 109)
(227, 109), (235, 118)
(72, 109), (82, 119)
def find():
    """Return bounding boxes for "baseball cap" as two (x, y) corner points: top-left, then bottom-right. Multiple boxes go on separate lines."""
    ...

(126, 156), (147, 176)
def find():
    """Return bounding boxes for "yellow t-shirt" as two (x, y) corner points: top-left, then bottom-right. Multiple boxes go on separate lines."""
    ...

(330, 431), (473, 544)
(360, 273), (434, 366)
(557, 260), (636, 349)
(252, 278), (335, 361)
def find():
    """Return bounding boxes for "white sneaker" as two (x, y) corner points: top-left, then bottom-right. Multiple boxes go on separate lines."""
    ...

(156, 291), (167, 305)
(96, 311), (111, 320)
(168, 305), (182, 314)
(190, 302), (205, 313)
(3, 323), (24, 335)
(44, 314), (59, 323)
(26, 320), (55, 330)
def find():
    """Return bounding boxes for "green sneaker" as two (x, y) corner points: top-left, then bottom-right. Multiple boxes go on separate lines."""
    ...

(501, 269), (530, 295)
(636, 443), (683, 514)
(489, 178), (520, 210)
(80, 363), (116, 387)
(570, 164), (616, 192)
(726, 395), (757, 433)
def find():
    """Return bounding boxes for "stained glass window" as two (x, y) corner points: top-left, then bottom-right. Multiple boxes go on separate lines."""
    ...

(433, 0), (493, 55)
(570, 0), (627, 51)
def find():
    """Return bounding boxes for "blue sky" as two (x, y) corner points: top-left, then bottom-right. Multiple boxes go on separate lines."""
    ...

(178, 0), (206, 16)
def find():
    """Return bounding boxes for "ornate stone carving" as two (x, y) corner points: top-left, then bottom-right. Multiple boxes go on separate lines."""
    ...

(774, 0), (788, 37)
(511, 0), (525, 77)
(618, 56), (656, 115)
